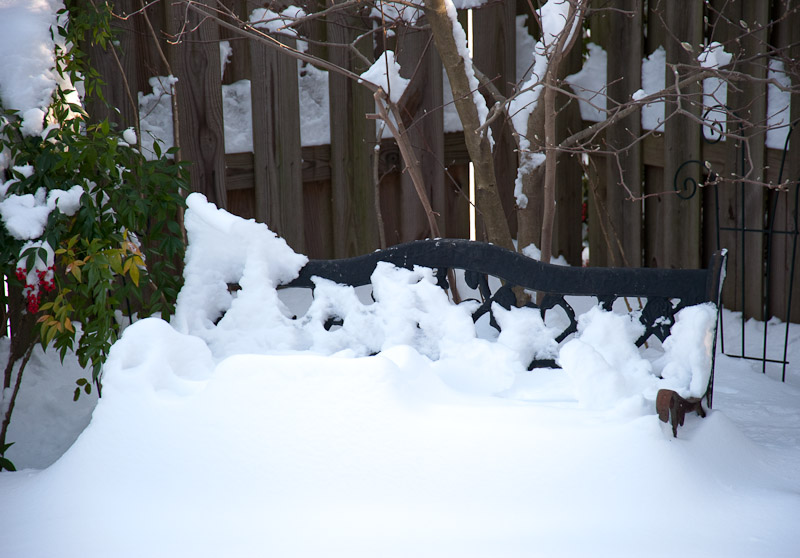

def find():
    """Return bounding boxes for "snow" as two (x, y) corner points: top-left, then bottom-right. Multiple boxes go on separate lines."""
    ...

(360, 51), (409, 104)
(220, 79), (253, 153)
(697, 42), (732, 140)
(2, 196), (800, 557)
(443, 0), (491, 136)
(564, 43), (608, 123)
(766, 58), (792, 150)
(138, 61), (332, 151)
(511, 1), (577, 207)
(0, 0), (61, 136)
(137, 75), (177, 157)
(640, 46), (666, 131)
(219, 40), (232, 79)
(567, 42), (793, 146)
(0, 184), (83, 240)
(1, 3), (799, 554)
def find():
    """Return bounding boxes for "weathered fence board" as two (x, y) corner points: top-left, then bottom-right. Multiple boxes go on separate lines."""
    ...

(249, 15), (305, 252)
(768, 0), (800, 323)
(604, 0), (643, 267)
(169, 0), (227, 208)
(553, 33), (585, 267)
(474, 0), (518, 237)
(396, 21), (446, 242)
(327, 6), (379, 257)
(72, 0), (798, 325)
(656, 0), (703, 270)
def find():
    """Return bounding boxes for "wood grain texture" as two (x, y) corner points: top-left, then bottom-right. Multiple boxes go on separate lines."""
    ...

(169, 0), (227, 208)
(604, 0), (643, 267)
(658, 0), (703, 269)
(248, 1), (304, 251)
(396, 21), (445, 242)
(327, 4), (378, 257)
(474, 0), (518, 236)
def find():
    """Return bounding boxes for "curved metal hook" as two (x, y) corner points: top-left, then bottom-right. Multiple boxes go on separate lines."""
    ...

(673, 159), (704, 200)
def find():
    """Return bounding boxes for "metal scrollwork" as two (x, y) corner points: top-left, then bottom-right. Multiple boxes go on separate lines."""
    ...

(673, 160), (703, 200)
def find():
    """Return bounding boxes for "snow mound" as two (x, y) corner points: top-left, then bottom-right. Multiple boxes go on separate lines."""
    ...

(3, 195), (799, 557)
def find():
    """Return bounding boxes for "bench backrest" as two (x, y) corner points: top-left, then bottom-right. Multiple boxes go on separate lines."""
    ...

(283, 239), (727, 404)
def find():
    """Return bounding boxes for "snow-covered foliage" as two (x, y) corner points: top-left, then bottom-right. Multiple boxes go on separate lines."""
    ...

(0, 0), (61, 137)
(0, 0), (187, 396)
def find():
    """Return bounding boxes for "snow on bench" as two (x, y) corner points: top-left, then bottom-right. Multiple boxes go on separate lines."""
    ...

(175, 194), (727, 437)
(282, 239), (727, 437)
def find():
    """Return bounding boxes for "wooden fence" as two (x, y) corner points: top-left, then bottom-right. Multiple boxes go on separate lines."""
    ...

(83, 0), (798, 322)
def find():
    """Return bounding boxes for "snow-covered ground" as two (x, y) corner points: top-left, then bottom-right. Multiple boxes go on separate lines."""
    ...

(2, 195), (799, 558)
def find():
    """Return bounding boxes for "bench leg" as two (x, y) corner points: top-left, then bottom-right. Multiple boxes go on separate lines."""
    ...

(656, 389), (706, 437)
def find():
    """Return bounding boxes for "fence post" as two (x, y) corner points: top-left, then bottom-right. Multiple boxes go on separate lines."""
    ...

(327, 5), (379, 257)
(248, 1), (305, 252)
(474, 0), (518, 238)
(553, 34), (585, 267)
(86, 0), (139, 130)
(709, 0), (769, 318)
(648, 0), (703, 270)
(169, 0), (228, 208)
(768, 1), (800, 323)
(603, 0), (643, 267)
(219, 0), (250, 84)
(395, 21), (446, 242)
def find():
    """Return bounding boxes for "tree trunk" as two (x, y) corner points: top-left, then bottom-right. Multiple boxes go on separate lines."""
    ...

(423, 0), (514, 252)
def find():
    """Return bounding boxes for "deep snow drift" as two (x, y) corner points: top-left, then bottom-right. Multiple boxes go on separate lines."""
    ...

(2, 195), (799, 558)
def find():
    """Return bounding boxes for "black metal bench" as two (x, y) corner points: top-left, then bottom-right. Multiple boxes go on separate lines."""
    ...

(283, 239), (727, 436)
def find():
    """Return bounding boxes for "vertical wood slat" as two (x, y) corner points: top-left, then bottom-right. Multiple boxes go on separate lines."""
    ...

(708, 0), (741, 313)
(248, 1), (304, 252)
(474, 0), (518, 237)
(604, 0), (643, 267)
(169, 0), (227, 208)
(737, 0), (769, 319)
(132, 0), (170, 93)
(553, 21), (585, 266)
(587, 154), (609, 267)
(219, 0), (251, 84)
(585, 7), (610, 267)
(86, 0), (139, 129)
(768, 0), (800, 322)
(327, 5), (378, 258)
(655, 0), (703, 269)
(396, 21), (446, 242)
(713, 0), (770, 319)
(304, 180), (335, 259)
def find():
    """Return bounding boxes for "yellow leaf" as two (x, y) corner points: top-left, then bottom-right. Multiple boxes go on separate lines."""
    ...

(64, 318), (74, 333)
(72, 265), (82, 282)
(129, 264), (140, 287)
(45, 324), (58, 346)
(110, 253), (123, 274)
(123, 257), (133, 274)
